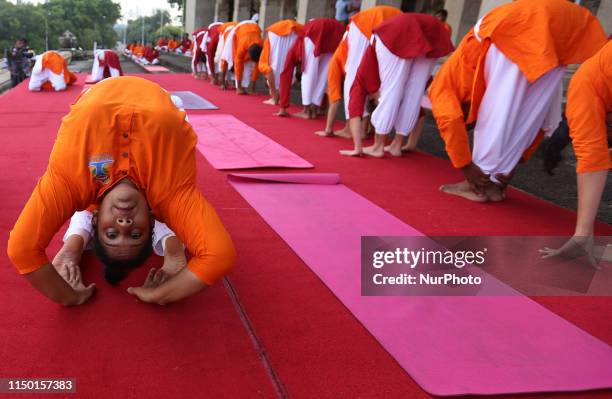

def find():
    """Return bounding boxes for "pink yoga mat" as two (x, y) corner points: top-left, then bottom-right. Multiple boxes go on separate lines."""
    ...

(84, 74), (97, 84)
(191, 114), (314, 170)
(144, 65), (169, 73)
(228, 173), (612, 396)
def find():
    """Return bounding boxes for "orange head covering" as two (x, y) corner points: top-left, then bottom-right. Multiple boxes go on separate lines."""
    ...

(350, 5), (402, 39)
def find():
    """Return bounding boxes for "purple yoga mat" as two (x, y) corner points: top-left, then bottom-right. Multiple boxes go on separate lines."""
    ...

(171, 91), (218, 110)
(228, 173), (612, 396)
(190, 114), (314, 170)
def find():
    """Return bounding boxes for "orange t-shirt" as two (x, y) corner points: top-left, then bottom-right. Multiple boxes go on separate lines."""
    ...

(326, 6), (402, 103)
(476, 0), (605, 83)
(566, 40), (612, 174)
(349, 5), (402, 39)
(7, 76), (236, 285)
(259, 20), (303, 76)
(327, 38), (348, 103)
(429, 30), (481, 168)
(232, 23), (263, 84)
(168, 40), (178, 51)
(42, 51), (77, 84)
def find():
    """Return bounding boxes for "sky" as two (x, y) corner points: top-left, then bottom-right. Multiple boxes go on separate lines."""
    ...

(9, 0), (182, 24)
(116, 0), (181, 23)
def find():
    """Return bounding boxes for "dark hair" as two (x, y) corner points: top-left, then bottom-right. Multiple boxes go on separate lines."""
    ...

(543, 119), (571, 175)
(248, 44), (263, 62)
(435, 9), (448, 19)
(92, 227), (153, 285)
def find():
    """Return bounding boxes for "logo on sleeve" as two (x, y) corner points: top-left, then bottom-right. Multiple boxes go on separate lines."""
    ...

(88, 155), (114, 184)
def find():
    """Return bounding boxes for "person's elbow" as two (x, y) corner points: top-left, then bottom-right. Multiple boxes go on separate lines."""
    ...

(6, 232), (31, 274)
(217, 236), (237, 276)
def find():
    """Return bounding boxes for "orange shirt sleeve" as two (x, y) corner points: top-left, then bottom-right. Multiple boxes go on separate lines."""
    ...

(258, 37), (272, 76)
(429, 31), (480, 169)
(7, 170), (83, 274)
(7, 109), (94, 274)
(234, 42), (246, 83)
(566, 43), (612, 174)
(429, 57), (472, 168)
(161, 185), (236, 285)
(327, 38), (347, 103)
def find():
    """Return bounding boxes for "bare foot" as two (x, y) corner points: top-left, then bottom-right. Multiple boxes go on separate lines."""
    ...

(275, 108), (289, 117)
(363, 145), (385, 158)
(439, 180), (488, 202)
(401, 143), (417, 152)
(263, 97), (277, 105)
(383, 144), (403, 157)
(484, 183), (506, 202)
(294, 111), (311, 119)
(333, 127), (351, 139)
(340, 149), (363, 157)
(315, 130), (333, 137)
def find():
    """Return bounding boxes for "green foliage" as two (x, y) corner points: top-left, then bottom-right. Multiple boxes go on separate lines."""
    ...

(153, 24), (183, 40)
(124, 10), (178, 45)
(0, 0), (120, 54)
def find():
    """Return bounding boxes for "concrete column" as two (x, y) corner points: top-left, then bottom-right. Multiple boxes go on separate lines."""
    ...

(260, 0), (282, 29)
(215, 0), (232, 22)
(234, 0), (252, 21)
(280, 0), (298, 19)
(477, 0), (509, 18)
(360, 0), (401, 10)
(297, 0), (335, 24)
(446, 0), (481, 45)
(595, 0), (612, 36)
(185, 0), (216, 33)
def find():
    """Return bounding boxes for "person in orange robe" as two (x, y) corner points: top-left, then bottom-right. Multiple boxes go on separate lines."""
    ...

(214, 22), (238, 87)
(540, 40), (612, 267)
(316, 5), (402, 138)
(156, 36), (168, 51)
(28, 51), (77, 91)
(8, 76), (236, 306)
(258, 19), (303, 105)
(429, 0), (606, 202)
(220, 21), (263, 94)
(167, 37), (179, 52)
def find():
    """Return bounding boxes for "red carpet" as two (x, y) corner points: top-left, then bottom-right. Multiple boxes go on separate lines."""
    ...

(1, 74), (610, 398)
(0, 77), (276, 398)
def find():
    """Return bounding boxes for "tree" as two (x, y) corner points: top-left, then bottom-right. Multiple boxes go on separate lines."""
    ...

(125, 10), (175, 45)
(0, 0), (47, 53)
(42, 0), (121, 49)
(0, 0), (121, 53)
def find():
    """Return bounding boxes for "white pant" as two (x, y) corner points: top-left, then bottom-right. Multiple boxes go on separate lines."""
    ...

(268, 31), (298, 89)
(215, 33), (226, 66)
(473, 44), (564, 182)
(371, 36), (435, 136)
(221, 20), (257, 70)
(63, 211), (177, 257)
(28, 55), (66, 91)
(236, 60), (255, 88)
(91, 52), (121, 82)
(301, 37), (332, 107)
(343, 24), (370, 117)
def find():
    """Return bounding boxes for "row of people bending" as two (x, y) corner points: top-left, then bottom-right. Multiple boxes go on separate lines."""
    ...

(191, 0), (610, 257)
